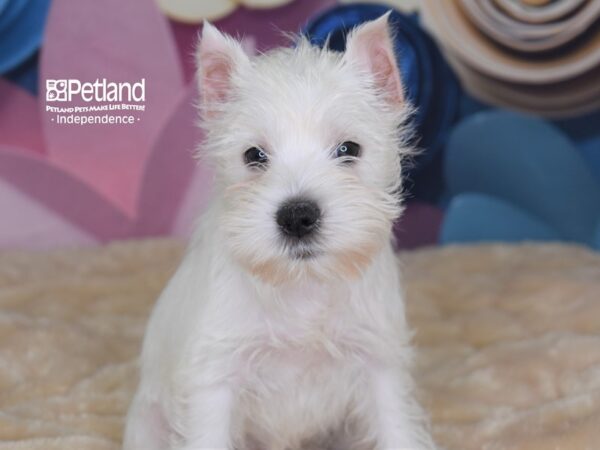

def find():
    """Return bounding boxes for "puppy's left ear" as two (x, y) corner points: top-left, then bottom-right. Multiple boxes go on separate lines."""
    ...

(344, 12), (404, 105)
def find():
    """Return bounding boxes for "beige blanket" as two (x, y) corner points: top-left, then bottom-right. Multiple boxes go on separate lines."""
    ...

(0, 239), (599, 450)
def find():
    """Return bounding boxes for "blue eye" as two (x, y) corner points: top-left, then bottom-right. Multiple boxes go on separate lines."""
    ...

(244, 147), (269, 168)
(335, 141), (361, 162)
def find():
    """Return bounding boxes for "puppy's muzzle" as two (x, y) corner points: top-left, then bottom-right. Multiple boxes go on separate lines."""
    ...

(276, 198), (321, 240)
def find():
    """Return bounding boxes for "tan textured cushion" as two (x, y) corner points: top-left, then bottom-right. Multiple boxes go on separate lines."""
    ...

(0, 239), (598, 449)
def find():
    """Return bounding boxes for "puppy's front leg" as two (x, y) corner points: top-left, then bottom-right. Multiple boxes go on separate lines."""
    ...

(178, 382), (234, 450)
(370, 366), (433, 450)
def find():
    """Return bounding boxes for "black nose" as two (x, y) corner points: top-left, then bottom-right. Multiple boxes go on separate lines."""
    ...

(276, 199), (321, 239)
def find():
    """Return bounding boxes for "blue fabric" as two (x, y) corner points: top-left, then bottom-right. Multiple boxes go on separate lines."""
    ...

(594, 221), (600, 250)
(579, 136), (600, 184)
(444, 111), (600, 246)
(441, 193), (561, 244)
(0, 0), (27, 33)
(0, 0), (12, 16)
(0, 0), (51, 74)
(4, 51), (39, 94)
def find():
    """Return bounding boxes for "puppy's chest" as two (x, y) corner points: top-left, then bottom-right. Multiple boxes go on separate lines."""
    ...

(240, 301), (372, 372)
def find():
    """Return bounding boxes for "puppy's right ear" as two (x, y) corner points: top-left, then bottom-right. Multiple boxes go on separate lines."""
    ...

(343, 12), (404, 106)
(197, 22), (250, 116)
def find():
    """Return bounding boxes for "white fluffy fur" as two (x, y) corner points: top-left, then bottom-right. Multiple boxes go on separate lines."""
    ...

(123, 13), (436, 450)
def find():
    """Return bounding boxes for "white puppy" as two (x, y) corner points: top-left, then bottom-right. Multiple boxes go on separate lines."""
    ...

(123, 13), (436, 450)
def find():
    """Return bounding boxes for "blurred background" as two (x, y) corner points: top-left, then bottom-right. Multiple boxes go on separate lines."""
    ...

(1, 0), (599, 252)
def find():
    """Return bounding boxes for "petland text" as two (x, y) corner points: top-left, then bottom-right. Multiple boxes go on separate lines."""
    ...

(46, 78), (145, 103)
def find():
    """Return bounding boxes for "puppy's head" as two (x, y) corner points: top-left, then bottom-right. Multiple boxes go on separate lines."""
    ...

(196, 14), (411, 285)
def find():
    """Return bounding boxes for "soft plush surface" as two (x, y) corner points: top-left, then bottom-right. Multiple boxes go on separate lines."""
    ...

(0, 239), (599, 450)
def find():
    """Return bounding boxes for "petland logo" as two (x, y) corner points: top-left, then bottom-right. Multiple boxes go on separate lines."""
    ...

(46, 78), (145, 102)
(45, 78), (146, 125)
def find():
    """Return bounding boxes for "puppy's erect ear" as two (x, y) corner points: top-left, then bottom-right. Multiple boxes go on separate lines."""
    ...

(344, 12), (403, 105)
(197, 22), (250, 115)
